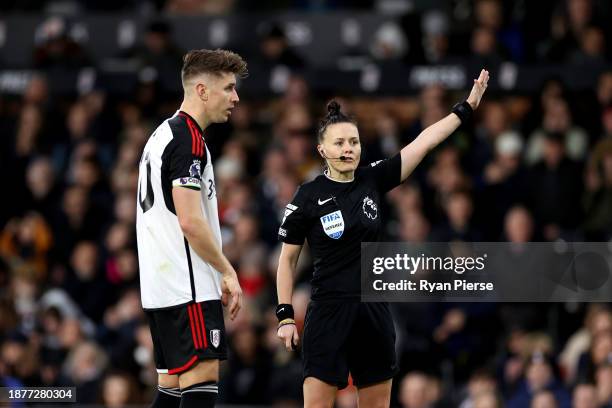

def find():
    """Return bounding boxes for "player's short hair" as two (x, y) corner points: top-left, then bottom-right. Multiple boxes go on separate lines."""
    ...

(181, 49), (248, 84)
(317, 100), (356, 142)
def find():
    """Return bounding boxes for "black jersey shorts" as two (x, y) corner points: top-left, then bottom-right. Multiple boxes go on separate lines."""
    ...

(301, 301), (398, 389)
(145, 300), (227, 375)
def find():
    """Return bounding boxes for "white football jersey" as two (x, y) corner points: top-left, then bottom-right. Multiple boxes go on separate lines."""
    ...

(136, 111), (222, 309)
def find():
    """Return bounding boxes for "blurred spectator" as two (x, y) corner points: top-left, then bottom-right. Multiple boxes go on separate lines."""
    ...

(560, 306), (611, 384)
(458, 370), (499, 408)
(62, 341), (108, 403)
(527, 131), (583, 240)
(0, 213), (53, 281)
(254, 23), (306, 70)
(469, 101), (511, 177)
(575, 329), (612, 383)
(531, 390), (559, 408)
(473, 0), (523, 61)
(569, 26), (606, 65)
(220, 324), (272, 404)
(62, 241), (113, 322)
(572, 383), (599, 408)
(421, 10), (452, 64)
(525, 97), (589, 165)
(398, 371), (441, 408)
(540, 0), (595, 62)
(582, 138), (612, 239)
(430, 190), (482, 241)
(594, 360), (612, 406)
(100, 371), (143, 407)
(32, 17), (91, 70)
(506, 352), (571, 408)
(479, 130), (529, 238)
(370, 21), (408, 61)
(25, 157), (59, 219)
(470, 26), (506, 68)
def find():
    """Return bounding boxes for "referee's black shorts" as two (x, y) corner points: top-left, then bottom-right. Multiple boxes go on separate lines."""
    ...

(145, 300), (227, 375)
(302, 301), (398, 389)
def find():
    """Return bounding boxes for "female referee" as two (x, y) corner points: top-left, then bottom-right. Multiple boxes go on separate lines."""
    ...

(276, 69), (489, 407)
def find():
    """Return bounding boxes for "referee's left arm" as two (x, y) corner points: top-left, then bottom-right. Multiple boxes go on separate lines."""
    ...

(399, 69), (490, 181)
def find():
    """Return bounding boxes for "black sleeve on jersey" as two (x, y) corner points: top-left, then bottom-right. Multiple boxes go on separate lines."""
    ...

(278, 186), (310, 245)
(165, 121), (208, 191)
(362, 153), (402, 193)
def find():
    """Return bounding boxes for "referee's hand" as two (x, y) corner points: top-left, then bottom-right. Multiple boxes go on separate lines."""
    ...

(277, 324), (299, 351)
(466, 68), (489, 110)
(221, 272), (242, 320)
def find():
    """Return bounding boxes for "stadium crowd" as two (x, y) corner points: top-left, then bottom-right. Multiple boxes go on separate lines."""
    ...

(1, 0), (612, 406)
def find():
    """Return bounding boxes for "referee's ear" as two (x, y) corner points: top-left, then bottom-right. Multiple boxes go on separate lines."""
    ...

(317, 145), (325, 159)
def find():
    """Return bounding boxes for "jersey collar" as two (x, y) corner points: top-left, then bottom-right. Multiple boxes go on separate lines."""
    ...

(178, 110), (204, 134)
(323, 169), (354, 183)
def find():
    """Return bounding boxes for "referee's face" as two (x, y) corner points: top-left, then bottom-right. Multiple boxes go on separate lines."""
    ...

(204, 72), (239, 123)
(320, 122), (361, 173)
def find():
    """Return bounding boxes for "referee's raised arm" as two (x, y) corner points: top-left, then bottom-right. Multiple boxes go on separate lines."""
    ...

(399, 69), (490, 181)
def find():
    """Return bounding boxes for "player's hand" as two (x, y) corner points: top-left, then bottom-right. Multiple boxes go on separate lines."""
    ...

(277, 323), (299, 351)
(466, 69), (490, 110)
(221, 272), (242, 320)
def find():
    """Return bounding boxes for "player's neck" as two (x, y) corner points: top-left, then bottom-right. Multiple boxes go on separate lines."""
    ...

(325, 167), (354, 182)
(179, 100), (209, 130)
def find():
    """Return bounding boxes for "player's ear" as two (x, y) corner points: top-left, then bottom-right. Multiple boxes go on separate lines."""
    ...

(196, 83), (208, 101)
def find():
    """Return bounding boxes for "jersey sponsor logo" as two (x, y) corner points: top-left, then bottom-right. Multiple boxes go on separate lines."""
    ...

(210, 329), (221, 348)
(278, 227), (287, 237)
(320, 210), (344, 239)
(281, 204), (298, 225)
(362, 196), (378, 220)
(317, 197), (334, 205)
(179, 177), (200, 185)
(172, 177), (201, 188)
(370, 160), (383, 167)
(189, 159), (202, 178)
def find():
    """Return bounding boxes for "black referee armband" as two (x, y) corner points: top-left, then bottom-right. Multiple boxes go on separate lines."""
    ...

(451, 101), (474, 125)
(276, 303), (294, 322)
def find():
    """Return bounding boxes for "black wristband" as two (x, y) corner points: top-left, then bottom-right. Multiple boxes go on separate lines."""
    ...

(276, 304), (294, 322)
(451, 101), (473, 125)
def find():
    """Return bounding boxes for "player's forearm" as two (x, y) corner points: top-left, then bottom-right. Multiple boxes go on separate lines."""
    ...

(400, 114), (461, 180)
(181, 216), (235, 276)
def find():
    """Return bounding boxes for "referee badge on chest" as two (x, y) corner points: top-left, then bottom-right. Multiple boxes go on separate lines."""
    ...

(320, 210), (344, 239)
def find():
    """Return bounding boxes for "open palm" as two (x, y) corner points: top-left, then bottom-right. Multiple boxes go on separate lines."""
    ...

(466, 69), (490, 110)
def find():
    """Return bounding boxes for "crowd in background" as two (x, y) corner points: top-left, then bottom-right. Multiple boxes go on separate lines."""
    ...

(1, 0), (612, 407)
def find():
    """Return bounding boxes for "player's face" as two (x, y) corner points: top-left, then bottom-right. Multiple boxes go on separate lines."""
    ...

(205, 72), (239, 123)
(320, 122), (361, 173)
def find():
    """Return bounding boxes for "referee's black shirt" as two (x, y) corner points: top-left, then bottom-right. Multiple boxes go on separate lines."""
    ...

(278, 154), (402, 301)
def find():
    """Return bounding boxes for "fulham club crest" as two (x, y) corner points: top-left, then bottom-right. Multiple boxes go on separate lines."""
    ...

(210, 329), (221, 348)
